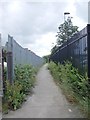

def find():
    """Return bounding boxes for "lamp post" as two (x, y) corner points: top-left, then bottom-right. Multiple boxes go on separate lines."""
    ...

(64, 12), (70, 40)
(88, 1), (90, 24)
(64, 12), (70, 60)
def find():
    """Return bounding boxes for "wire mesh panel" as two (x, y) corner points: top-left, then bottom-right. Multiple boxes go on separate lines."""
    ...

(6, 35), (44, 83)
(50, 25), (89, 76)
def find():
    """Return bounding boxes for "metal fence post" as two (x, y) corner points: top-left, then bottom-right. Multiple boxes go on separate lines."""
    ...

(7, 52), (13, 84)
(2, 50), (4, 94)
(0, 34), (3, 96)
(87, 24), (90, 81)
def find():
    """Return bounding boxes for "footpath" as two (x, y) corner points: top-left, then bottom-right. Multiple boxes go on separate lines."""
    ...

(3, 64), (84, 118)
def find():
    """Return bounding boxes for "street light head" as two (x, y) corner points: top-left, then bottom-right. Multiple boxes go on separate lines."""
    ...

(64, 12), (70, 15)
(64, 12), (70, 22)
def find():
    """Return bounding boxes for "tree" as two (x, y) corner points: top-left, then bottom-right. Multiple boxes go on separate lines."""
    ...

(56, 17), (79, 45)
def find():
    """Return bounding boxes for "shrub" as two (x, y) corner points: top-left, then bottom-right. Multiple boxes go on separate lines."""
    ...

(14, 65), (36, 94)
(48, 61), (89, 116)
(3, 64), (36, 111)
(4, 80), (25, 110)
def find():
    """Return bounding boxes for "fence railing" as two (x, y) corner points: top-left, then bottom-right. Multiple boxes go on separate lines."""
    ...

(50, 24), (90, 79)
(3, 35), (44, 83)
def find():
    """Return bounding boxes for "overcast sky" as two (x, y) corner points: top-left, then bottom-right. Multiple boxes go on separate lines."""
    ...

(0, 0), (89, 57)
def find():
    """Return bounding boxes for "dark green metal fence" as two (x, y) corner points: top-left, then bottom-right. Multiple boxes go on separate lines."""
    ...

(50, 24), (90, 78)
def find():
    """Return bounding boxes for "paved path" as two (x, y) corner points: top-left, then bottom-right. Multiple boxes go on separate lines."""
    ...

(0, 113), (2, 120)
(3, 64), (84, 118)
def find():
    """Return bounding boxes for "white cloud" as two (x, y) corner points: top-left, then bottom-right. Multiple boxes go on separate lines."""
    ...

(0, 0), (88, 57)
(23, 32), (56, 57)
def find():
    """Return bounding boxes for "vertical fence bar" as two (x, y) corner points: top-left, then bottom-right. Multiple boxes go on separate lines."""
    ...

(7, 52), (13, 84)
(7, 35), (14, 84)
(0, 34), (2, 92)
(2, 50), (4, 93)
(0, 34), (2, 116)
(0, 34), (3, 95)
(87, 24), (90, 119)
(87, 24), (90, 81)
